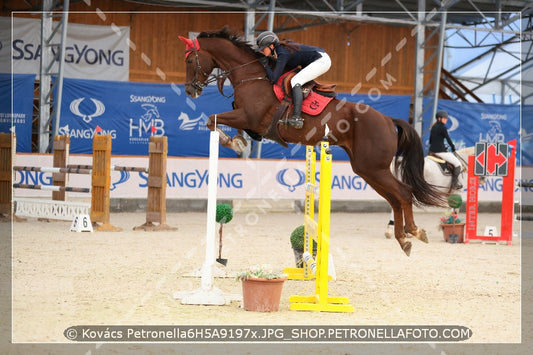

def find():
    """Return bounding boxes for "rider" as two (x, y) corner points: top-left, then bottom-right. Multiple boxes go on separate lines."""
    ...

(255, 31), (331, 129)
(429, 110), (463, 190)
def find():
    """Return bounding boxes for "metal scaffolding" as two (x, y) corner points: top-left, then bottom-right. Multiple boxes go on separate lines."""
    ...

(37, 0), (69, 152)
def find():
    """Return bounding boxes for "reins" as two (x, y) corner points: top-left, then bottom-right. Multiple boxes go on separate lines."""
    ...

(186, 41), (268, 98)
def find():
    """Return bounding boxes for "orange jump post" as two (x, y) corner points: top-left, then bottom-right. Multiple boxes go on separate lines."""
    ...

(134, 136), (177, 231)
(91, 134), (122, 231)
(52, 135), (70, 202)
(0, 133), (14, 221)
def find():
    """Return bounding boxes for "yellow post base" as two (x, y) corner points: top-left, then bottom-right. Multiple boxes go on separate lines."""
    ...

(283, 267), (315, 280)
(289, 295), (354, 313)
(283, 267), (334, 281)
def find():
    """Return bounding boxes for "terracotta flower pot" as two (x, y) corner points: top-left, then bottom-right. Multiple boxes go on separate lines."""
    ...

(441, 222), (465, 243)
(241, 277), (286, 312)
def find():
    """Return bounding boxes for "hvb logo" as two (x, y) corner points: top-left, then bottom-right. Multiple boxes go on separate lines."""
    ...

(70, 98), (105, 123)
(276, 169), (306, 192)
(129, 103), (165, 137)
(178, 112), (205, 130)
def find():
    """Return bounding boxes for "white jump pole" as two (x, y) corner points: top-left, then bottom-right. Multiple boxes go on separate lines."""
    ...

(174, 130), (240, 305)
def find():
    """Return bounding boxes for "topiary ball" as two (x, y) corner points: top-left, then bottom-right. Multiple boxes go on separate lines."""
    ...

(216, 203), (233, 224)
(447, 194), (463, 209)
(290, 225), (317, 251)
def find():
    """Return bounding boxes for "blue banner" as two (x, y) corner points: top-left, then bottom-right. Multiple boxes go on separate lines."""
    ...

(0, 73), (35, 152)
(57, 78), (239, 157)
(58, 77), (413, 160)
(258, 93), (412, 161)
(422, 98), (521, 164)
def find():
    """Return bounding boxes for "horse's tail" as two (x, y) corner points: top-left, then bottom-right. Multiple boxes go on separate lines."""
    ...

(392, 118), (447, 207)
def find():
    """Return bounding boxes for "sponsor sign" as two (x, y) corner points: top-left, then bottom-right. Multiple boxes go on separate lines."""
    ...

(0, 17), (129, 81)
(13, 153), (522, 202)
(0, 73), (35, 151)
(474, 142), (509, 176)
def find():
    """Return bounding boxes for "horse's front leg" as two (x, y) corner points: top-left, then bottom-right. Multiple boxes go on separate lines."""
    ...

(206, 109), (248, 154)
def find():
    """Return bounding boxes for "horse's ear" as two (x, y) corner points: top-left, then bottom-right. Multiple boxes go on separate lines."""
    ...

(178, 35), (193, 47)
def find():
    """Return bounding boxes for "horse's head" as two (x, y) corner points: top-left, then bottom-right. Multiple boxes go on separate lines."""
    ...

(179, 28), (264, 99)
(179, 36), (216, 98)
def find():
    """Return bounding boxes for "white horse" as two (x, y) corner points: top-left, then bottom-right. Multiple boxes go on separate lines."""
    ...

(385, 147), (476, 238)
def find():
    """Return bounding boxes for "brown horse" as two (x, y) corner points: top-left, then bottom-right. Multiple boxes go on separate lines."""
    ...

(179, 27), (446, 256)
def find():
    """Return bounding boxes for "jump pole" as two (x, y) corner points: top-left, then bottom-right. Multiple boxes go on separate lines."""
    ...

(289, 137), (353, 313)
(173, 130), (240, 305)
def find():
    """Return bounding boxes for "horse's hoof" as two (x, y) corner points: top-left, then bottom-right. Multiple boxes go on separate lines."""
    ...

(385, 225), (393, 239)
(402, 241), (412, 257)
(231, 136), (247, 154)
(407, 229), (428, 243)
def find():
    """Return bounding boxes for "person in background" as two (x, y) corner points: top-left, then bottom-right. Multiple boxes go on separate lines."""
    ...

(256, 31), (331, 129)
(429, 110), (463, 190)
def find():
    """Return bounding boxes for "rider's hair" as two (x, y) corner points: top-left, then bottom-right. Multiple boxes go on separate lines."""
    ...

(278, 39), (300, 53)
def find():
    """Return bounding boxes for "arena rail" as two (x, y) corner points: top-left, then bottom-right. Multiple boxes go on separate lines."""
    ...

(3, 133), (175, 231)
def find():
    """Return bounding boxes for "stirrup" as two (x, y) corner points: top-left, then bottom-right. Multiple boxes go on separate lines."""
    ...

(284, 116), (303, 129)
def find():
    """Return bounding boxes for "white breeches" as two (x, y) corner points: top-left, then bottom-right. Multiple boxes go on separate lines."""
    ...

(290, 52), (331, 88)
(433, 152), (462, 168)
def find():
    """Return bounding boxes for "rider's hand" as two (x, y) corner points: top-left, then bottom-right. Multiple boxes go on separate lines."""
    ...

(258, 55), (269, 66)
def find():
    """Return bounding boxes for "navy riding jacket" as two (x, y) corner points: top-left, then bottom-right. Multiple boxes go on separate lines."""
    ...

(263, 42), (325, 83)
(429, 121), (456, 153)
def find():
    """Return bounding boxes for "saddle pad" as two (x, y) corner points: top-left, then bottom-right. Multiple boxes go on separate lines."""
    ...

(273, 74), (334, 116)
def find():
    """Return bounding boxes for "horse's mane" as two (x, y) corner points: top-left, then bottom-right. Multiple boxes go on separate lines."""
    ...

(198, 27), (259, 57)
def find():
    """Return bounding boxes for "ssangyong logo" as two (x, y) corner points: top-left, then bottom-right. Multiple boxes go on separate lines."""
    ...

(70, 97), (105, 123)
(276, 168), (306, 192)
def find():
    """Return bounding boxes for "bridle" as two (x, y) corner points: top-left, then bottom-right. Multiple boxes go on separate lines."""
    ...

(185, 40), (268, 98)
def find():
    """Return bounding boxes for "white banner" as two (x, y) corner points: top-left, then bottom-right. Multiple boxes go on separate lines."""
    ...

(13, 154), (524, 202)
(0, 17), (129, 81)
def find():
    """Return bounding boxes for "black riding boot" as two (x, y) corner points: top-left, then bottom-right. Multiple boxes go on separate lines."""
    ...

(286, 84), (304, 129)
(451, 166), (463, 190)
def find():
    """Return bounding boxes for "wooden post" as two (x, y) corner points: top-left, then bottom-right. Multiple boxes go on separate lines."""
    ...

(0, 133), (14, 220)
(91, 134), (121, 231)
(52, 135), (70, 201)
(134, 136), (177, 231)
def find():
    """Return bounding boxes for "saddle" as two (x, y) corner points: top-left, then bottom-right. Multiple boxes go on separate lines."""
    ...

(428, 152), (453, 175)
(280, 71), (337, 99)
(261, 70), (338, 148)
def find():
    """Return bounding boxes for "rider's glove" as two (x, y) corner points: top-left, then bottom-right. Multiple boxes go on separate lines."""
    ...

(258, 56), (269, 66)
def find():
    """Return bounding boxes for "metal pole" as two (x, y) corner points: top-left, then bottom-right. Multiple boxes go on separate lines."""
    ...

(412, 0), (426, 136)
(431, 11), (447, 123)
(52, 0), (69, 144)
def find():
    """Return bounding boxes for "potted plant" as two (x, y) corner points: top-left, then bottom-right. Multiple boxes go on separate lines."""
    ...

(236, 264), (287, 312)
(215, 203), (233, 266)
(290, 225), (317, 268)
(439, 210), (465, 243)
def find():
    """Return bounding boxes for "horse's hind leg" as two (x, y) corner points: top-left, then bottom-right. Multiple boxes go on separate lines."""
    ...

(403, 204), (428, 243)
(361, 170), (413, 255)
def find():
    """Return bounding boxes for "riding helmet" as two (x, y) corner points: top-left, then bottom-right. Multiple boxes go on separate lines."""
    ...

(436, 110), (448, 119)
(256, 31), (279, 50)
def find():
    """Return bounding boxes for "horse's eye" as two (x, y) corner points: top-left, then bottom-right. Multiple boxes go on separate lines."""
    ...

(187, 59), (193, 64)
